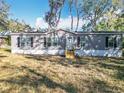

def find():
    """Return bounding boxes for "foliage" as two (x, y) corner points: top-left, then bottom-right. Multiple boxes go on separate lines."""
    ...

(45, 0), (65, 29)
(96, 8), (124, 31)
(7, 19), (32, 32)
(5, 36), (11, 46)
(46, 0), (123, 32)
(0, 0), (9, 31)
(0, 0), (32, 32)
(81, 0), (112, 31)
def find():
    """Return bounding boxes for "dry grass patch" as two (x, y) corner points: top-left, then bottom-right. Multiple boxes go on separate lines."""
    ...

(0, 48), (124, 93)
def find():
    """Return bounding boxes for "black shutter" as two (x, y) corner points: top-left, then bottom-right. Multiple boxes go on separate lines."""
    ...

(17, 37), (20, 47)
(114, 37), (117, 48)
(77, 37), (80, 47)
(44, 37), (46, 47)
(105, 37), (108, 48)
(31, 37), (33, 47)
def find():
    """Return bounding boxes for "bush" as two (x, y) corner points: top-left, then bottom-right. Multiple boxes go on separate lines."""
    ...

(5, 36), (11, 46)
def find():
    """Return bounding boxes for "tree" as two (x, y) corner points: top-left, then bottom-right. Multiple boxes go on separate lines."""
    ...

(0, 0), (9, 31)
(45, 0), (65, 30)
(46, 0), (123, 32)
(74, 0), (82, 31)
(96, 0), (124, 31)
(68, 0), (74, 31)
(68, 0), (82, 31)
(96, 9), (124, 31)
(7, 19), (32, 32)
(81, 0), (111, 31)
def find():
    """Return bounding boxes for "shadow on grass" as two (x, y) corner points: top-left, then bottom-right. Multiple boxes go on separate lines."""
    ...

(4, 49), (11, 53)
(25, 55), (88, 68)
(0, 53), (8, 58)
(98, 59), (124, 80)
(0, 55), (8, 58)
(0, 48), (11, 53)
(85, 79), (123, 93)
(109, 57), (124, 65)
(0, 66), (77, 93)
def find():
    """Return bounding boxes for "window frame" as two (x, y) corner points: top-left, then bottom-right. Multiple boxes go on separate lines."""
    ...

(76, 36), (86, 49)
(17, 36), (33, 48)
(105, 35), (120, 49)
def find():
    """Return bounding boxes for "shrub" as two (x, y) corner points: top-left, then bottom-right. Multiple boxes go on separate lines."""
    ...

(5, 36), (11, 46)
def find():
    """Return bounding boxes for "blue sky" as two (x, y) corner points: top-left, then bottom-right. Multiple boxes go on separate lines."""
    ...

(6, 0), (49, 27)
(6, 0), (70, 27)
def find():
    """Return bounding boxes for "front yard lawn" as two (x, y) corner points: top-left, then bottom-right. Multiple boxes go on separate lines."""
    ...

(0, 48), (124, 93)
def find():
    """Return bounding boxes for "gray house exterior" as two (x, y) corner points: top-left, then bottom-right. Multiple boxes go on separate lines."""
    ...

(11, 29), (123, 57)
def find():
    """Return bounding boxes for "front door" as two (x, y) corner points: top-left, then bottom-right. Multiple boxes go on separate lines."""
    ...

(66, 36), (74, 50)
(65, 36), (75, 58)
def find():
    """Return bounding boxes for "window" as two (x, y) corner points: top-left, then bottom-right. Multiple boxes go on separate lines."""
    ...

(114, 37), (117, 48)
(44, 36), (58, 47)
(47, 37), (51, 47)
(80, 37), (85, 47)
(105, 36), (119, 48)
(52, 36), (58, 46)
(17, 36), (33, 48)
(76, 36), (85, 48)
(108, 37), (114, 47)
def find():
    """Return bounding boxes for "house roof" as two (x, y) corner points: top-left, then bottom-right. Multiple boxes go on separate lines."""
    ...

(0, 31), (11, 38)
(11, 29), (124, 35)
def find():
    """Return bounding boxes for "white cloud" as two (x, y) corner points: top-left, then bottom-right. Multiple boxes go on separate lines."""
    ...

(35, 16), (85, 31)
(35, 17), (48, 29)
(58, 16), (84, 31)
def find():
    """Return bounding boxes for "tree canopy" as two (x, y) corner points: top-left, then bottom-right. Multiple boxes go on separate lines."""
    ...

(46, 0), (124, 31)
(45, 0), (65, 30)
(0, 0), (9, 31)
(0, 0), (32, 32)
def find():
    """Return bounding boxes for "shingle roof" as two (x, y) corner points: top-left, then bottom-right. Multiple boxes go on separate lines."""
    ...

(0, 31), (11, 37)
(11, 29), (124, 35)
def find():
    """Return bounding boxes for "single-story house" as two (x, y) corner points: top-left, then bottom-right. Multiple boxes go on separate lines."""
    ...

(11, 29), (123, 57)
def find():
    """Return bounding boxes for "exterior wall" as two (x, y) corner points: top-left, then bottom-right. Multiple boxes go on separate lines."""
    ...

(11, 32), (68, 55)
(75, 49), (122, 57)
(76, 34), (121, 50)
(75, 34), (122, 57)
(12, 49), (65, 55)
(11, 31), (123, 57)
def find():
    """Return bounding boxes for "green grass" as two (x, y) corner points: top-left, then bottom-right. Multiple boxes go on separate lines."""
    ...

(0, 48), (124, 93)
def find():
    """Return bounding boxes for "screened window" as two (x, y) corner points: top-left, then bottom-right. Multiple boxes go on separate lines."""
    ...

(80, 37), (85, 47)
(77, 36), (85, 48)
(44, 36), (58, 47)
(52, 37), (58, 46)
(105, 36), (120, 48)
(17, 37), (33, 48)
(47, 37), (51, 47)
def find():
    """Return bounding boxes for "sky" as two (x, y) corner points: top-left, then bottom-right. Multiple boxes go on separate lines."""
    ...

(6, 0), (83, 30)
(6, 0), (49, 27)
